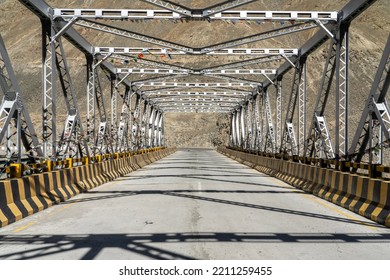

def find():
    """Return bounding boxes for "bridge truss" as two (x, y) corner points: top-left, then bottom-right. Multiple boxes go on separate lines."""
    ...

(0, 0), (388, 177)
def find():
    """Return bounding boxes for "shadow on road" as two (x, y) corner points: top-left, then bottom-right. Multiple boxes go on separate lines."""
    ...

(1, 232), (389, 260)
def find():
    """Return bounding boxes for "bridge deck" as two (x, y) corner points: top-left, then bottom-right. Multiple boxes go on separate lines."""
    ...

(0, 149), (389, 260)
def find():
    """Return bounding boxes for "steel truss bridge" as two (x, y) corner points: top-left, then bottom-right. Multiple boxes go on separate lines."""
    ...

(0, 0), (389, 180)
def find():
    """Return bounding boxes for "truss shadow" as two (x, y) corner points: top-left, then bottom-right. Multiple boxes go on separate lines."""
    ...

(59, 189), (382, 229)
(0, 232), (389, 260)
(118, 174), (292, 188)
(61, 189), (304, 205)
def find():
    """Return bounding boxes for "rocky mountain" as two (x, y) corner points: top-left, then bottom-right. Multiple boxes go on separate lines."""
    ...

(0, 0), (389, 148)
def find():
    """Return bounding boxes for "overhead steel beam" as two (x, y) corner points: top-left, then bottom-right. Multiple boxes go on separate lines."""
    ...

(144, 91), (251, 97)
(149, 98), (247, 103)
(95, 47), (298, 56)
(131, 74), (190, 85)
(261, 0), (378, 88)
(75, 19), (315, 55)
(202, 55), (286, 72)
(110, 54), (193, 72)
(202, 22), (318, 53)
(133, 81), (258, 87)
(142, 86), (251, 93)
(117, 67), (276, 75)
(203, 0), (257, 17)
(140, 0), (192, 16)
(74, 19), (193, 53)
(117, 68), (190, 75)
(203, 69), (277, 75)
(54, 8), (337, 22)
(206, 74), (262, 85)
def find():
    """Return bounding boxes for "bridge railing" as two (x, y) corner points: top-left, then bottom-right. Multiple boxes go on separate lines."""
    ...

(227, 146), (390, 179)
(218, 146), (390, 228)
(1, 147), (168, 179)
(0, 147), (176, 227)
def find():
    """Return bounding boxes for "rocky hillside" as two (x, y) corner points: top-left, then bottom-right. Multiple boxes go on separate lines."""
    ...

(0, 0), (389, 148)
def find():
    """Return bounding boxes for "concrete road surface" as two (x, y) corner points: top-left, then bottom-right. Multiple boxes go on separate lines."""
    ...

(0, 149), (389, 260)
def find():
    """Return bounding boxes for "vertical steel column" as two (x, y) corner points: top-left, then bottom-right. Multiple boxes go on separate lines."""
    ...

(250, 98), (257, 150)
(155, 111), (162, 147)
(335, 24), (350, 159)
(275, 79), (282, 151)
(140, 100), (149, 149)
(41, 20), (57, 159)
(264, 88), (275, 153)
(111, 75), (118, 151)
(86, 56), (95, 151)
(153, 109), (160, 147)
(230, 111), (236, 147)
(245, 100), (253, 150)
(281, 59), (305, 156)
(304, 40), (337, 159)
(132, 95), (141, 150)
(240, 105), (246, 149)
(298, 62), (307, 155)
(93, 66), (112, 155)
(147, 106), (156, 148)
(158, 110), (163, 147)
(260, 93), (267, 152)
(127, 91), (135, 151)
(235, 108), (241, 147)
(118, 86), (131, 152)
(253, 93), (261, 151)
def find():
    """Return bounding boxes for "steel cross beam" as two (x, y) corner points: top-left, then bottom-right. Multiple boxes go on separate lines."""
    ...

(203, 69), (277, 75)
(54, 8), (337, 22)
(74, 18), (316, 55)
(205, 74), (262, 85)
(146, 95), (249, 101)
(133, 82), (258, 87)
(202, 56), (286, 72)
(117, 68), (191, 75)
(202, 22), (318, 53)
(110, 54), (193, 72)
(95, 47), (298, 56)
(203, 0), (257, 17)
(74, 19), (193, 53)
(117, 68), (276, 75)
(142, 89), (252, 95)
(131, 74), (190, 86)
(159, 103), (236, 108)
(157, 101), (239, 106)
(140, 0), (192, 16)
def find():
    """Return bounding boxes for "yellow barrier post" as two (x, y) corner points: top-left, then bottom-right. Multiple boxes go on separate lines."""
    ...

(9, 163), (23, 178)
(65, 158), (73, 168)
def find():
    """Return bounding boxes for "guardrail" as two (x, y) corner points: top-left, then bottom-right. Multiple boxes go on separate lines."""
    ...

(1, 147), (167, 179)
(218, 146), (390, 228)
(227, 147), (390, 179)
(0, 147), (176, 227)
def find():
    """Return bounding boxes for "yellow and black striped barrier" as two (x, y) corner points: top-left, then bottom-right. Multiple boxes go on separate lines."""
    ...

(218, 147), (390, 228)
(0, 147), (176, 227)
